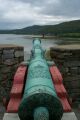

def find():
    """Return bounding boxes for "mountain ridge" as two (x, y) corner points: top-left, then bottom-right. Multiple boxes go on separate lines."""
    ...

(0, 20), (80, 37)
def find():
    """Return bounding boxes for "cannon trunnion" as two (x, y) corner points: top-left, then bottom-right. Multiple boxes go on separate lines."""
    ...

(18, 39), (63, 120)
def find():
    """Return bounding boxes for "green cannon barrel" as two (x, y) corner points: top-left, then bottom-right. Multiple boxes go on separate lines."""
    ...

(18, 39), (63, 120)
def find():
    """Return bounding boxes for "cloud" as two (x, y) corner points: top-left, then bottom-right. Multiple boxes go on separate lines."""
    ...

(0, 0), (80, 29)
(42, 0), (80, 17)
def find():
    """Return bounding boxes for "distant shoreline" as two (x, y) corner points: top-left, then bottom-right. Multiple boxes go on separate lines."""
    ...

(23, 35), (80, 40)
(0, 33), (80, 40)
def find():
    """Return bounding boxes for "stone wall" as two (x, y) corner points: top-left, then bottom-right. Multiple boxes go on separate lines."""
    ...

(50, 45), (80, 104)
(0, 44), (24, 102)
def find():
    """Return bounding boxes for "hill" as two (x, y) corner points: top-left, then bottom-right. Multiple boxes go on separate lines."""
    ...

(0, 20), (80, 37)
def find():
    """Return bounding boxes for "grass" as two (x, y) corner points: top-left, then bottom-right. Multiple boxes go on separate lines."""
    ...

(59, 33), (80, 38)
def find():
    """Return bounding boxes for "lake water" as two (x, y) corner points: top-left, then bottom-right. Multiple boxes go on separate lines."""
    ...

(0, 34), (80, 60)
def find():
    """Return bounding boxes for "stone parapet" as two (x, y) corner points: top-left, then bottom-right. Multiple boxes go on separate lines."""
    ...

(50, 45), (80, 104)
(0, 44), (24, 102)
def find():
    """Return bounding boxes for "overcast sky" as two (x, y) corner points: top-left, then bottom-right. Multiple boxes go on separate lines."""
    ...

(0, 0), (80, 29)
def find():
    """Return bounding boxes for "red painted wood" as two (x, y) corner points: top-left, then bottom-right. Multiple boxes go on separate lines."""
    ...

(17, 66), (27, 72)
(7, 98), (21, 113)
(13, 66), (27, 84)
(50, 65), (72, 112)
(60, 97), (72, 112)
(7, 65), (72, 113)
(54, 84), (67, 97)
(10, 84), (24, 98)
(7, 65), (28, 112)
(50, 66), (63, 84)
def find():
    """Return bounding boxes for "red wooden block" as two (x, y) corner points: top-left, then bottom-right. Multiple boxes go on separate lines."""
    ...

(7, 98), (21, 113)
(16, 66), (27, 73)
(50, 66), (63, 84)
(10, 84), (24, 98)
(14, 74), (26, 84)
(61, 84), (67, 95)
(60, 97), (72, 112)
(54, 84), (67, 97)
(52, 66), (63, 80)
(13, 66), (27, 84)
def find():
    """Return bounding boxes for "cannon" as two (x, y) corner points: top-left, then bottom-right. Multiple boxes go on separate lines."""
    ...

(18, 39), (63, 120)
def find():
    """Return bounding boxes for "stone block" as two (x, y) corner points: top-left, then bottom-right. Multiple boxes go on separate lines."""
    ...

(0, 46), (24, 102)
(64, 75), (80, 81)
(3, 49), (14, 60)
(78, 67), (80, 74)
(62, 112), (78, 120)
(0, 59), (2, 64)
(0, 50), (2, 54)
(3, 112), (78, 120)
(50, 46), (80, 103)
(3, 59), (19, 66)
(15, 51), (24, 58)
(64, 61), (80, 67)
(1, 66), (11, 73)
(3, 50), (14, 54)
(3, 113), (20, 120)
(0, 75), (3, 82)
(2, 54), (14, 60)
(18, 57), (24, 63)
(70, 67), (78, 75)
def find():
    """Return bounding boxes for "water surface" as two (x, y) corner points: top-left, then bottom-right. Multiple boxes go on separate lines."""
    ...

(0, 34), (80, 60)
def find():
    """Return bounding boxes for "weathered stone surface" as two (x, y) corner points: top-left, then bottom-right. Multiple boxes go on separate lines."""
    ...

(3, 50), (14, 54)
(2, 54), (14, 60)
(0, 45), (24, 102)
(3, 112), (78, 120)
(0, 75), (3, 82)
(62, 112), (78, 120)
(2, 49), (15, 60)
(15, 51), (24, 57)
(0, 50), (2, 54)
(1, 66), (11, 74)
(18, 57), (24, 63)
(3, 113), (20, 120)
(50, 44), (80, 104)
(70, 67), (78, 75)
(64, 61), (80, 67)
(0, 59), (2, 64)
(3, 59), (19, 66)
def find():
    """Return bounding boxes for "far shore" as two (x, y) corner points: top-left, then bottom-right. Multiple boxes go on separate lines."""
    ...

(22, 34), (80, 40)
(0, 33), (80, 40)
